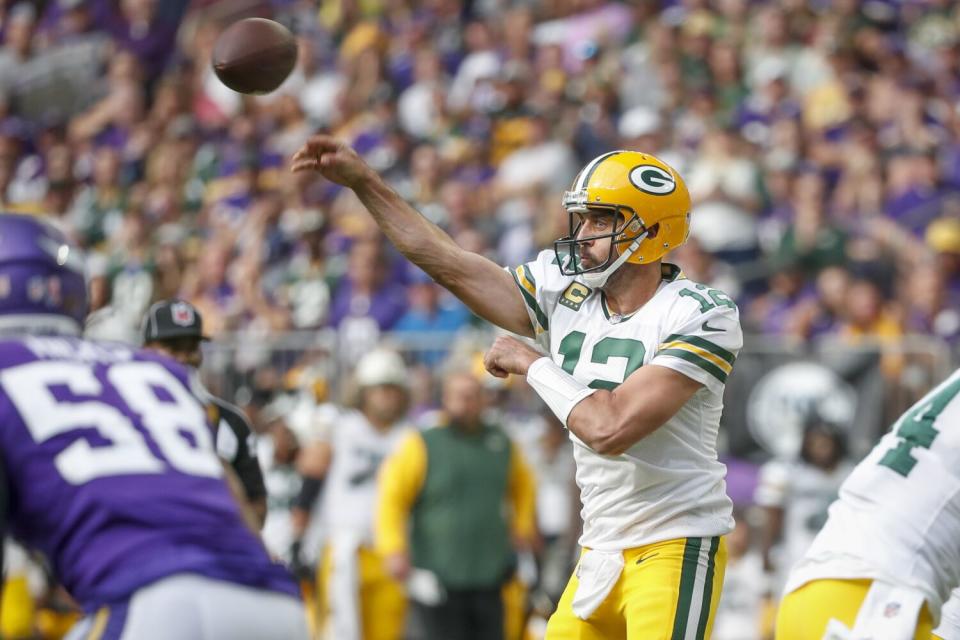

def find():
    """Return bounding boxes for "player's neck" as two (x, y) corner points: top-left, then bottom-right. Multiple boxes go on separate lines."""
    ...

(600, 261), (663, 317)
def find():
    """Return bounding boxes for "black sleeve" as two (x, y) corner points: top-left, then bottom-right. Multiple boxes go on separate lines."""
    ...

(216, 402), (267, 501)
(294, 476), (323, 512)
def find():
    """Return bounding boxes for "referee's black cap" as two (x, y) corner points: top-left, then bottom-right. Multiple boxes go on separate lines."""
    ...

(142, 299), (210, 343)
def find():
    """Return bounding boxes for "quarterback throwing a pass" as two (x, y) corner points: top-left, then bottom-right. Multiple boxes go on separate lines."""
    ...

(293, 139), (742, 639)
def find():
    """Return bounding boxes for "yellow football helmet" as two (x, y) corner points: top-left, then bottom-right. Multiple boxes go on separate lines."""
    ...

(557, 150), (691, 288)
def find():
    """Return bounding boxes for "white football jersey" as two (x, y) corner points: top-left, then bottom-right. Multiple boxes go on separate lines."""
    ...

(784, 368), (960, 622)
(512, 250), (741, 550)
(935, 589), (960, 639)
(318, 409), (412, 542)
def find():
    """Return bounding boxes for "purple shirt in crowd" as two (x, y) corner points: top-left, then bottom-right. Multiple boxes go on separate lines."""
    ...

(329, 280), (408, 330)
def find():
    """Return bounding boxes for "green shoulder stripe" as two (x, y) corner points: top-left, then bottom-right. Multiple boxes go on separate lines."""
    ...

(510, 270), (549, 332)
(520, 264), (537, 289)
(664, 334), (735, 365)
(659, 348), (728, 383)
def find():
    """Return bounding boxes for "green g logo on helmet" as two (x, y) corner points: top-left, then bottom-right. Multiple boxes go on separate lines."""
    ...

(628, 165), (676, 195)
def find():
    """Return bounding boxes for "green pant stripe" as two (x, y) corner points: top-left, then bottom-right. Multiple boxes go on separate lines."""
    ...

(663, 334), (736, 364)
(658, 349), (728, 383)
(694, 537), (720, 640)
(671, 537), (703, 640)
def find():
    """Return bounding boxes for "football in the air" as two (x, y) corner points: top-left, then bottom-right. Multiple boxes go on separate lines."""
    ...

(212, 18), (297, 95)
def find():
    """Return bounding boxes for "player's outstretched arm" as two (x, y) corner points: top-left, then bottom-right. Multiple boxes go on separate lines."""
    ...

(292, 136), (533, 337)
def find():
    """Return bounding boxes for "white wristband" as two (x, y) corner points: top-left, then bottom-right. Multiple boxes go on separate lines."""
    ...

(526, 357), (598, 427)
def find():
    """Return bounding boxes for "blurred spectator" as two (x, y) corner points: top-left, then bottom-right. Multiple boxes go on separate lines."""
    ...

(329, 239), (408, 362)
(839, 275), (904, 347)
(772, 171), (847, 276)
(786, 265), (852, 340)
(393, 267), (471, 365)
(927, 216), (960, 300)
(884, 150), (952, 236)
(398, 46), (445, 140)
(447, 19), (500, 116)
(494, 112), (577, 198)
(673, 237), (742, 301)
(0, 3), (36, 93)
(376, 371), (536, 640)
(903, 262), (960, 345)
(185, 239), (241, 336)
(745, 261), (813, 336)
(68, 145), (125, 246)
(280, 210), (332, 329)
(92, 0), (190, 81)
(687, 128), (761, 263)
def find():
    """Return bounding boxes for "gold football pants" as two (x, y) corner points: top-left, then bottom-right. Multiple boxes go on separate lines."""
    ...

(545, 536), (727, 640)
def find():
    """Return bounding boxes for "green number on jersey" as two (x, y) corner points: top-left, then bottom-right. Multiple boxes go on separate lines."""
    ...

(878, 375), (960, 477)
(678, 286), (736, 313)
(557, 332), (646, 390)
(558, 331), (586, 374)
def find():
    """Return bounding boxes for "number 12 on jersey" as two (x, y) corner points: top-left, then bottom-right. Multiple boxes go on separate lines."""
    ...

(558, 332), (646, 391)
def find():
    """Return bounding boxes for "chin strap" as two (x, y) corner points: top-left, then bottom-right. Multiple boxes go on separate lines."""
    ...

(581, 230), (648, 289)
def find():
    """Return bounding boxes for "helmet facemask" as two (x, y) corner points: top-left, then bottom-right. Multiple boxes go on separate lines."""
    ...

(553, 197), (650, 289)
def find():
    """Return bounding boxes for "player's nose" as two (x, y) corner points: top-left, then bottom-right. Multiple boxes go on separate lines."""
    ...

(575, 223), (595, 243)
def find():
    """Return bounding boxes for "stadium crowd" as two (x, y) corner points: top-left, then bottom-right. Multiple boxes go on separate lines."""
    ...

(2, 0), (960, 638)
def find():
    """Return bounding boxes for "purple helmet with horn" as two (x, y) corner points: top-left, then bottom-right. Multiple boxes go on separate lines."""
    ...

(0, 213), (87, 332)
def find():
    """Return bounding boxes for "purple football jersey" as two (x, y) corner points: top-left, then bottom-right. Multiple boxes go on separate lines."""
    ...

(0, 335), (297, 611)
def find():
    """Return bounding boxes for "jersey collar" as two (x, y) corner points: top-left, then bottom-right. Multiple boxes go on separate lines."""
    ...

(599, 263), (685, 323)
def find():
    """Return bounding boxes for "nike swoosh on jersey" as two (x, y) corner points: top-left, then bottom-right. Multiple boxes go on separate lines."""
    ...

(701, 320), (724, 333)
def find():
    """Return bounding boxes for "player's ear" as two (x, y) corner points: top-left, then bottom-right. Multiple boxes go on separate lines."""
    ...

(647, 223), (660, 239)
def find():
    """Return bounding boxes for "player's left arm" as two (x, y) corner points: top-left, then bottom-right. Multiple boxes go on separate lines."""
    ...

(485, 337), (701, 455)
(569, 367), (703, 455)
(485, 293), (741, 455)
(574, 300), (740, 454)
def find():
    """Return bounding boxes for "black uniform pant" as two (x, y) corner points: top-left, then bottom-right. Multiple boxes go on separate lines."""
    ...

(417, 586), (504, 640)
